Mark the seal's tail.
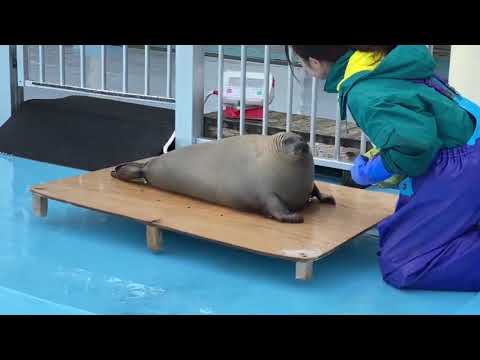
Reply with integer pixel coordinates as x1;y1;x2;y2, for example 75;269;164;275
111;162;147;183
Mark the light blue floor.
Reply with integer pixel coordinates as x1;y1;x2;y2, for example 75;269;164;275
0;154;478;315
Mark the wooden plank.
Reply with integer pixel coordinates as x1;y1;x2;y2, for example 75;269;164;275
146;225;163;252
296;261;313;281
32;193;48;217
30;165;397;262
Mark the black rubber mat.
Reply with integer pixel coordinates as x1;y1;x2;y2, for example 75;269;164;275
0;96;175;171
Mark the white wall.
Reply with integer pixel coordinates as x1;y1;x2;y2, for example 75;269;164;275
449;45;480;104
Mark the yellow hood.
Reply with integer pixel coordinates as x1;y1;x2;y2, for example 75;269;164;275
336;51;385;91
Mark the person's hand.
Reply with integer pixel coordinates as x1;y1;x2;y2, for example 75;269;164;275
351;155;372;186
351;154;392;186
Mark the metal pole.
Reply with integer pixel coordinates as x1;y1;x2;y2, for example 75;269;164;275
122;45;128;93
334;94;341;160
80;45;85;88
310;77;318;151
144;45;150;95
166;45;172;98
262;45;270;136
286;47;293;132
59;45;64;85
174;46;204;148
38;45;44;83
217;45;224;140
239;45;247;135
100;45;106;90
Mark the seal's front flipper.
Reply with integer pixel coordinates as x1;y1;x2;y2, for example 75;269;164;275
263;193;304;223
111;162;148;184
310;184;336;205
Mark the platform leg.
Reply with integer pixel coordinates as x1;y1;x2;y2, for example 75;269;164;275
296;261;313;281
32;194;48;217
146;225;163;253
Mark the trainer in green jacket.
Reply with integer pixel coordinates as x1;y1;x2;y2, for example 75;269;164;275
323;45;473;177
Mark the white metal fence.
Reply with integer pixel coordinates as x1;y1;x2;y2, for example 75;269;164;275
196;45;369;171
195;45;436;171
12;44;437;172
18;45;175;105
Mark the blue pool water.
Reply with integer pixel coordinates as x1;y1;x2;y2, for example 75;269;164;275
0;154;478;315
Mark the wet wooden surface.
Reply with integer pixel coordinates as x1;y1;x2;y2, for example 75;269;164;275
31;163;397;262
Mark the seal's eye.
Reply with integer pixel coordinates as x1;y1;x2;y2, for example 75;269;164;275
284;137;295;145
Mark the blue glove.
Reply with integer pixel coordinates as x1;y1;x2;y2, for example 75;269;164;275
351;154;392;186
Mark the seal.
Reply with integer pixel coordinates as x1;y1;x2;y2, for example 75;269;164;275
111;132;335;223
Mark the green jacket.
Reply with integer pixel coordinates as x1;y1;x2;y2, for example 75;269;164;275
324;45;474;177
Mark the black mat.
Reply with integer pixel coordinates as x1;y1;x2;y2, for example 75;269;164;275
0;96;175;171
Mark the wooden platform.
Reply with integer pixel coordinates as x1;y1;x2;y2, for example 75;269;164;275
30;163;397;280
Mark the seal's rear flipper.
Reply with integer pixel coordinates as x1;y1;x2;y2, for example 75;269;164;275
111;162;148;184
263;193;304;224
310;183;336;205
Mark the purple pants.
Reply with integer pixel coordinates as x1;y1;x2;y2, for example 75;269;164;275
377;95;480;292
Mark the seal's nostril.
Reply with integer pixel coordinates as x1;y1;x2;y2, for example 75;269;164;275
295;143;309;154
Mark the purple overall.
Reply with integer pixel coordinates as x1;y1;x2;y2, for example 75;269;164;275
377;76;480;292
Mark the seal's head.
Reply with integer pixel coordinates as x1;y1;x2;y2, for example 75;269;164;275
274;132;312;161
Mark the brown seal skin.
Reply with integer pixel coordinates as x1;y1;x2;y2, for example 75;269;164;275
111;132;335;223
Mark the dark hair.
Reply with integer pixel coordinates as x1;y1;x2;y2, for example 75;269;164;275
285;45;396;73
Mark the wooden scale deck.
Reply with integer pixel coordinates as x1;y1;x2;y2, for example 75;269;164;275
31;161;397;280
